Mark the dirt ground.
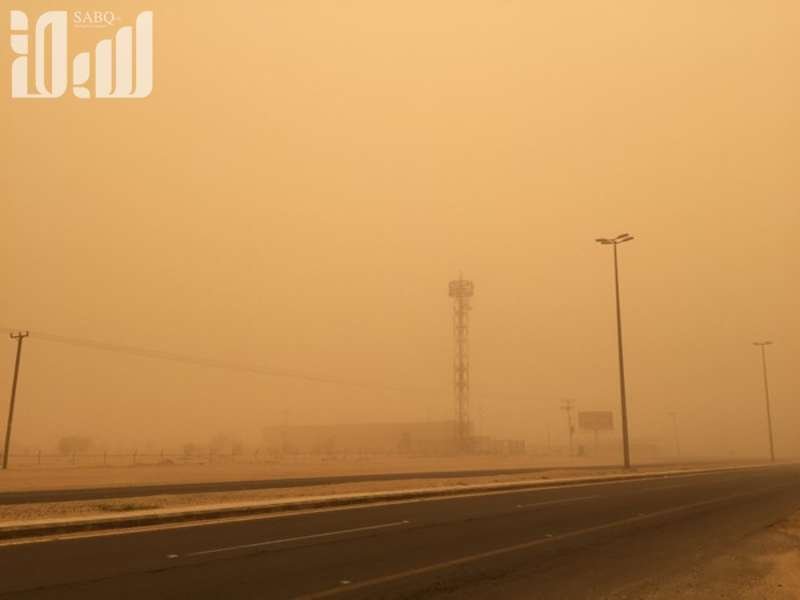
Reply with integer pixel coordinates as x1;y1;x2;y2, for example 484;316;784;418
0;454;701;492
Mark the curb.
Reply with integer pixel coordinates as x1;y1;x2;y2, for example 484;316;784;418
0;463;777;541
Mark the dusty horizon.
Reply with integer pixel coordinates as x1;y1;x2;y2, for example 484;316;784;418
3;0;798;461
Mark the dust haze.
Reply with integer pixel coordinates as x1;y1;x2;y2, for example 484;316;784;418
2;0;798;466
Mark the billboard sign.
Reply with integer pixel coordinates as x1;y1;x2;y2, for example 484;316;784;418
578;411;613;431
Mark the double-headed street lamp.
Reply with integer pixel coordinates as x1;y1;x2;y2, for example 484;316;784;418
595;233;634;468
753;341;775;462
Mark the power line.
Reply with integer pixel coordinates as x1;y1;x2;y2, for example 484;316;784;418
0;327;441;396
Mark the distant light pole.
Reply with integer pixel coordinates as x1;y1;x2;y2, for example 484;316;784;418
560;399;576;457
3;331;29;470
595;233;634;469
753;341;775;462
668;411;681;458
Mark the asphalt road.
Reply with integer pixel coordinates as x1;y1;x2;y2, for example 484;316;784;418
0;461;710;505
1;464;798;599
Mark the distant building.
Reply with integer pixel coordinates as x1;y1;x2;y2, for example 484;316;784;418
262;421;458;455
262;421;526;456
469;436;525;454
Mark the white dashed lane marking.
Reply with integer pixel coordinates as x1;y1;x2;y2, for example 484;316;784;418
515;495;599;509
167;520;411;559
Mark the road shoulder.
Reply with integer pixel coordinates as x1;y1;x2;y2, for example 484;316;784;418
614;510;800;600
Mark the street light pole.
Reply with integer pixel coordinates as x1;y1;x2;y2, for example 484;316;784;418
753;341;775;462
668;411;680;458
560;399;575;457
3;331;29;470
595;233;634;468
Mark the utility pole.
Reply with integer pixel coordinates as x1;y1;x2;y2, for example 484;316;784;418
281;408;289;455
668;411;680;458
3;331;29;470
560;399;575;457
753;341;775;462
595;233;634;468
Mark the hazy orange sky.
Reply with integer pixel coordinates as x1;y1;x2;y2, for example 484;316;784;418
2;1;798;458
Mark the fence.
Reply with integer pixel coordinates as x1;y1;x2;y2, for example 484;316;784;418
0;449;276;468
0;448;475;469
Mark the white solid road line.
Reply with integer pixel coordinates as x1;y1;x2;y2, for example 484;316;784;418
621;482;691;496
642;483;690;492
515;495;599;509
170;520;411;559
296;484;796;600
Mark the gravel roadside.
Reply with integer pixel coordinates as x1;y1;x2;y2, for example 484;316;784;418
613;510;800;600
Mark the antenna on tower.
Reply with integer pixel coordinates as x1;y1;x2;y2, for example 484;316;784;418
448;274;474;452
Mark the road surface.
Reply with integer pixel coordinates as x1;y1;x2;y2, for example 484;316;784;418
0;464;798;599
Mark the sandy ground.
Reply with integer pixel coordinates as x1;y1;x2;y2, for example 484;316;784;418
0;455;698;492
612;511;800;600
0;464;706;524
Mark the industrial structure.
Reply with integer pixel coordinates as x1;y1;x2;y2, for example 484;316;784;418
449;275;474;451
